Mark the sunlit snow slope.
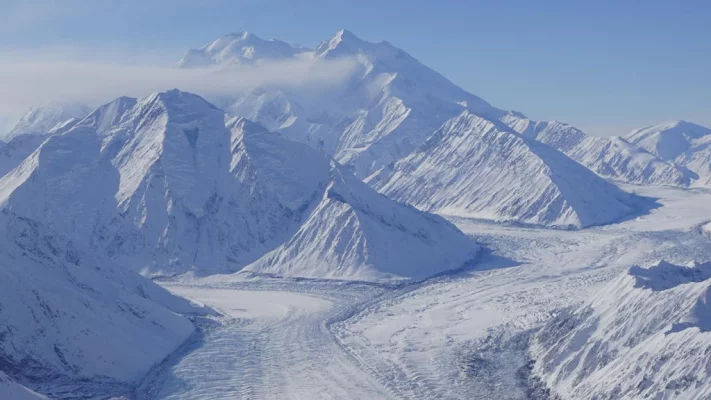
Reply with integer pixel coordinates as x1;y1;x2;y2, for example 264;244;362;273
0;90;478;280
532;260;711;399
369;111;649;228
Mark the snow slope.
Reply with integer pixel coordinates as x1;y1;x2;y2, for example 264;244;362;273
178;31;305;68
180;30;503;177
532;260;711;399
626;120;711;187
0;90;478;280
502;113;691;186
0;209;212;398
0;372;48;400
3;104;92;142
369;111;648;228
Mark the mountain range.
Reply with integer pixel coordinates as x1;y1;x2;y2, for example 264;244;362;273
0;28;709;400
0;90;478;280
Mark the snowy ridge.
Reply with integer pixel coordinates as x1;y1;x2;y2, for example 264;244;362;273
178;31;306;68
0;372;48;400
0;209;212;398
626;120;711;187
369;111;648;228
180;29;503;178
502;113;691;186
0;90;478;280
4;103;92;142
532;260;711;399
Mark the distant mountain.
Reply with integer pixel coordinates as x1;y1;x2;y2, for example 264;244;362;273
532;261;711;399
368;111;649;229
502;113;692;187
0;209;211;398
179;29;503;178
3;104;92;142
0;90;478;280
626;120;711;186
178;31;306;68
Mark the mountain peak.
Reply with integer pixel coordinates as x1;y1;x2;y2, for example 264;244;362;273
316;29;371;57
225;31;252;40
179;31;299;67
334;29;361;43
4;103;92;141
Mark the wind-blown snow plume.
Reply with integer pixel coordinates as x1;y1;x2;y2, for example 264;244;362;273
0;53;359;122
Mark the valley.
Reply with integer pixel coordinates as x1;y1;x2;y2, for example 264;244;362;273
129;184;711;400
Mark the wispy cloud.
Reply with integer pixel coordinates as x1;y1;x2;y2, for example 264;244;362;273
0;54;360;121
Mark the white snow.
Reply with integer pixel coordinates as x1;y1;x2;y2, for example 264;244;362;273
369;111;649;228
0;90;478;280
3;29;711;400
178;31;306;68
0;372;48;400
626;120;711;187
3;103;92;142
179;30;503;178
331;185;711;399
502;112;691;187
532;260;711;399
0;209;213;399
136;281;393;400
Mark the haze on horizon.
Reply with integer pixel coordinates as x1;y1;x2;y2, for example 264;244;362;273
0;0;709;136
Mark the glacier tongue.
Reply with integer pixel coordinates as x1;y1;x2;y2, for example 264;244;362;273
0;89;479;280
369;111;650;229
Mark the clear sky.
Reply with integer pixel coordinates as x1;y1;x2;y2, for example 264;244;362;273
1;0;709;135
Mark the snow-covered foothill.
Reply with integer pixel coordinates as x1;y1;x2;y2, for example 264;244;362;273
532;260;711;399
0;371;48;400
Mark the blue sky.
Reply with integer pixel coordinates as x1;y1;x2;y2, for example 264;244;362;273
1;0;709;134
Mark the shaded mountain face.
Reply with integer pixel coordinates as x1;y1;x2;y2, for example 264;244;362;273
0;90;478;281
501;113;693;187
626;120;711;187
0;209;211;397
368;112;650;229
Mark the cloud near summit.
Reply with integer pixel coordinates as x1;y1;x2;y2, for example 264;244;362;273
0;53;360;119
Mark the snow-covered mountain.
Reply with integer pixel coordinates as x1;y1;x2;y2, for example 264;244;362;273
178;31;307;68
626;120;711;187
3;104;92;142
532;260;711;399
0;90;478;280
368;111;648;229
0;372;47;400
502;113;691;186
0;209;212;398
180;30;503;178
